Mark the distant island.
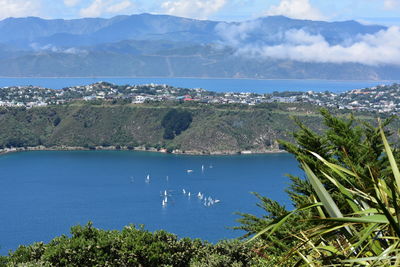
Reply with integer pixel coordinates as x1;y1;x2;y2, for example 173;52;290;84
0;82;398;155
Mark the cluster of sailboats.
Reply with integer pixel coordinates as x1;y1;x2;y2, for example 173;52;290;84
179;189;220;207
131;165;220;208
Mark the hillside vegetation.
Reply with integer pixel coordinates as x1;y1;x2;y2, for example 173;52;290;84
0;223;264;266
0;101;394;154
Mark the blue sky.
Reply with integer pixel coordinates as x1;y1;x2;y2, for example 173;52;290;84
0;0;399;25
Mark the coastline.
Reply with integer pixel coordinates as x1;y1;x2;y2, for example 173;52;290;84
0;145;287;156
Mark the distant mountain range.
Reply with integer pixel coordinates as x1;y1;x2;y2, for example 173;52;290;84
0;13;398;80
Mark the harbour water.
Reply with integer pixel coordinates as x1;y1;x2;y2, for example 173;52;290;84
0;150;301;254
0;77;397;93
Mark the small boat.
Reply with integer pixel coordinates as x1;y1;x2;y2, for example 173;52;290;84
187;169;194;173
201;165;205;172
188;192;191;197
145;174;150;183
162;199;167;207
183;189;186;195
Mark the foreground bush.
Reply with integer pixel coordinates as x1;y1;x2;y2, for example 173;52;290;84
1;223;263;267
240;110;400;265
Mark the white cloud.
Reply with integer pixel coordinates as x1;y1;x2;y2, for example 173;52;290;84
80;0;134;17
266;0;325;21
30;43;87;55
161;0;227;19
0;0;41;20
215;20;262;46
106;0;131;13
218;22;400;66
64;0;81;7
384;0;400;10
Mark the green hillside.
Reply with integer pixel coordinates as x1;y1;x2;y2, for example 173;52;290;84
0;101;390;154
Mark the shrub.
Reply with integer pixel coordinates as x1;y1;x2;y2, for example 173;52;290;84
241;109;400;265
4;223;262;266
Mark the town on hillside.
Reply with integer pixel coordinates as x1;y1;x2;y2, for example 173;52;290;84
0;82;399;114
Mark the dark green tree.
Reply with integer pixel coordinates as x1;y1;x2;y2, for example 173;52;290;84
161;109;193;140
236;109;397;259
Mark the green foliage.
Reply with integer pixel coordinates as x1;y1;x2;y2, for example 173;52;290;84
53;116;61;127
4;222;261;267
0;103;398;154
161;109;193;140
239;109;400;265
235;192;312;258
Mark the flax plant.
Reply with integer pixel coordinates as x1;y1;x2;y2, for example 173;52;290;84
251;124;400;266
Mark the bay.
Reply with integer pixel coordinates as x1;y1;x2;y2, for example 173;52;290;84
0;77;398;93
0;151;301;255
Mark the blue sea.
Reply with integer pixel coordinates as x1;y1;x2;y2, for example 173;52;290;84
0;77;398;93
0;151;301;255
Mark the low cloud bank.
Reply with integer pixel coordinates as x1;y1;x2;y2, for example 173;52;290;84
30;43;87;55
216;22;400;66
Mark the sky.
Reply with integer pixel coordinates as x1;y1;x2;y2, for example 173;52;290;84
0;0;399;25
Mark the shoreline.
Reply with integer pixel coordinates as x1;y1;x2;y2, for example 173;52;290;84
0;145;287;156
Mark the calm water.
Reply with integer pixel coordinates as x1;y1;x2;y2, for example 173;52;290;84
0;77;398;93
0;151;301;254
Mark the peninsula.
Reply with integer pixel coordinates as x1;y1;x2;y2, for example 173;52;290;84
0;82;398;155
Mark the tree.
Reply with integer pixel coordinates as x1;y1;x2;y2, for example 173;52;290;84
237;109;398;264
53;116;61;126
161;109;193;140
